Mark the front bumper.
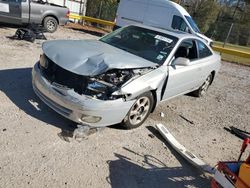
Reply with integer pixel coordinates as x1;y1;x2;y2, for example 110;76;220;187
32;63;135;127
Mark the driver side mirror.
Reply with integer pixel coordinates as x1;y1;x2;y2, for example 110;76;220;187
172;57;190;66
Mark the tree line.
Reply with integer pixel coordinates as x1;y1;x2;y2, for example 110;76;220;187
86;0;250;46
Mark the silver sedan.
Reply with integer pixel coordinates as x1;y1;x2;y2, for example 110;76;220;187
32;25;221;129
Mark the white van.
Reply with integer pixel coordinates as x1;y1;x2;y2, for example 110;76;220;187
114;0;213;45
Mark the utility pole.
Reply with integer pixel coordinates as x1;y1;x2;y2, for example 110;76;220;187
98;0;103;19
79;0;87;24
232;0;240;18
83;0;87;17
223;23;234;47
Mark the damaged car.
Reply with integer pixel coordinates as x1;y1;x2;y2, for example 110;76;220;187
32;25;221;129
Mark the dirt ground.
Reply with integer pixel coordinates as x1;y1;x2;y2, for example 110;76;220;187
0;25;249;188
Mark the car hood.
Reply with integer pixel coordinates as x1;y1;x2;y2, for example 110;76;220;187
42;40;157;76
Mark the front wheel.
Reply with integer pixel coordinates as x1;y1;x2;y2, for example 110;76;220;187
192;74;213;97
122;92;154;129
43;16;58;33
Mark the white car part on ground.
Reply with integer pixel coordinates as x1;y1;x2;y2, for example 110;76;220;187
213;170;235;188
156;123;215;174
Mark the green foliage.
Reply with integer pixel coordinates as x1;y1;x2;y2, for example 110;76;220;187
183;0;250;46
86;0;118;21
183;0;220;33
206;1;250;46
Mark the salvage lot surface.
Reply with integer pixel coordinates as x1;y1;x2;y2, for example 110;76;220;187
0;26;249;188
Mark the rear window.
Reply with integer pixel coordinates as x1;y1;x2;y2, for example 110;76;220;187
100;26;178;65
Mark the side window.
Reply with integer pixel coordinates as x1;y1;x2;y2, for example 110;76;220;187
174;39;198;61
171;15;189;32
197;40;212;58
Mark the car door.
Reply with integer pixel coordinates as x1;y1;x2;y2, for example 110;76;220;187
0;0;22;24
162;39;204;100
21;0;29;23
189;39;215;86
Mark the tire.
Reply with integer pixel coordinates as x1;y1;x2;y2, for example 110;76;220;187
122;92;154;129
43;16;58;33
192;73;213;97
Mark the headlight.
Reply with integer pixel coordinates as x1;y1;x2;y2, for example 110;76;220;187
86;80;122;100
87;81;108;93
39;54;48;69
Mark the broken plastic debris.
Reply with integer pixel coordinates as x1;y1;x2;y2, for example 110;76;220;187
179;114;194;124
58;125;105;142
148;134;155;138
73;125;90;142
28;100;41;111
160;112;165;118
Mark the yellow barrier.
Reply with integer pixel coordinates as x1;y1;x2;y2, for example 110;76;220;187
212;45;250;58
69;14;115;27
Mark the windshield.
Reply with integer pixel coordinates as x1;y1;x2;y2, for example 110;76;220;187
100;26;178;65
185;16;200;33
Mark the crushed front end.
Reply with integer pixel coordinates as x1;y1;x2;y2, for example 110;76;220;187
32;55;137;127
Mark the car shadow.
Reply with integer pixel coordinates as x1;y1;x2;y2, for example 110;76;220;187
0;22;51;34
65;23;107;37
108;123;127;130
0;67;76;132
107;146;210;188
0;23;20;29
0;23;36;31
69;27;105;37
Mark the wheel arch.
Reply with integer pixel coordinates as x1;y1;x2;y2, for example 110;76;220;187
150;90;157;113
210;70;216;85
42;15;59;25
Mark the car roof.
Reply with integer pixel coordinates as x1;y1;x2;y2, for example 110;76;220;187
128;24;200;41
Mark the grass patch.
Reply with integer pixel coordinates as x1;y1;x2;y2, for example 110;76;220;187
213;42;250;53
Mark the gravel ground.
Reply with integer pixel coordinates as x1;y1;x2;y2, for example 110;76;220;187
0;25;249;188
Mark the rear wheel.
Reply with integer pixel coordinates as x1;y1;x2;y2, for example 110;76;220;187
122;92;153;129
43;16;58;33
192;73;213;97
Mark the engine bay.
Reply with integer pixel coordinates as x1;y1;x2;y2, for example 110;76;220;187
85;69;134;100
40;56;152;100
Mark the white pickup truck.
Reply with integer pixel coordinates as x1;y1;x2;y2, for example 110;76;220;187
0;0;69;32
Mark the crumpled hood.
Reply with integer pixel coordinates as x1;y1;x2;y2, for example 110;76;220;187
42;40;157;76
